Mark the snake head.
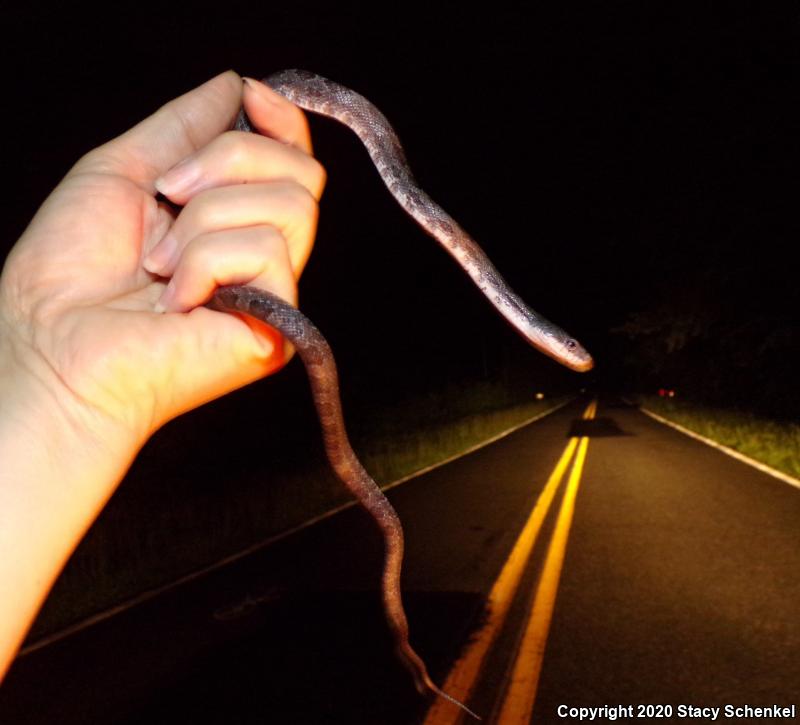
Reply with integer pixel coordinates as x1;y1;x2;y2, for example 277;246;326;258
556;336;594;372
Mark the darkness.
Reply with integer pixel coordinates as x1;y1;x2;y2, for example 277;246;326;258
2;5;800;715
4;5;799;417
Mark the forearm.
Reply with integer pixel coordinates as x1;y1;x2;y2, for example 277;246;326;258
0;336;135;680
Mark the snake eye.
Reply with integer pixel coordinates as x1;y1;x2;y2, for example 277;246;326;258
565;339;577;351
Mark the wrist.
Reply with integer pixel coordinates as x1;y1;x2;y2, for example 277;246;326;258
0;326;139;678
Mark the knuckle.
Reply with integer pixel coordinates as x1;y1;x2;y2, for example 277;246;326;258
281;181;319;223
255;225;288;255
183;233;217;270
307;157;327;197
216;130;251;166
188;193;223;230
181;186;234;231
70;146;119;177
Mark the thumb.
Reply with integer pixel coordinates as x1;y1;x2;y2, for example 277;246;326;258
72;70;243;191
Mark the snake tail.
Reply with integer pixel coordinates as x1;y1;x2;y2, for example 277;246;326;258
209;285;478;719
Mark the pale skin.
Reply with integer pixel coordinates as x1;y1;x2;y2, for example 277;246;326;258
0;71;326;680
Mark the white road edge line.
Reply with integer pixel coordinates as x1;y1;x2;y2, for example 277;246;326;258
19;397;574;657
640;407;800;491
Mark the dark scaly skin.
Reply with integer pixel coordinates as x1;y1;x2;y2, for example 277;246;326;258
210;70;594;717
255;69;593;373
208;286;477;718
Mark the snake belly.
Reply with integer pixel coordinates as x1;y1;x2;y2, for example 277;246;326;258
209;70;593;716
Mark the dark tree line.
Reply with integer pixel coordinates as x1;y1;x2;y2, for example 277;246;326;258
614;259;798;419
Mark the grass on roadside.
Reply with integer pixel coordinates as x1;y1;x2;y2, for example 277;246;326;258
28;384;569;643
359;394;568;484
637;394;800;480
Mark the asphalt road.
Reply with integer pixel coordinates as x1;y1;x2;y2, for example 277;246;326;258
1;397;799;724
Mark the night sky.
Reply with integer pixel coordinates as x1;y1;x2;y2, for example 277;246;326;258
4;5;799;413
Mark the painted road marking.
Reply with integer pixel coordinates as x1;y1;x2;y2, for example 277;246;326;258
19;400;573;658
424;399;595;723
640;407;800;491
495;435;590;723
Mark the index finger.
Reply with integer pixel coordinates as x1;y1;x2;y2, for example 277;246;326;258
240;77;314;155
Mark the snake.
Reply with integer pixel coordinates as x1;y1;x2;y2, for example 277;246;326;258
208;69;593;718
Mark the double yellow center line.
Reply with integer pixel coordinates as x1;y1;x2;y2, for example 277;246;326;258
424;399;596;724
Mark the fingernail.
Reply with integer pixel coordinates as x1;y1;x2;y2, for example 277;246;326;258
154;279;175;313
242;77;294;145
243;77;285;105
143;232;179;275
155;155;201;197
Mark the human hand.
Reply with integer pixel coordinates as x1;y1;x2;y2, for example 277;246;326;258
0;71;325;674
0;71;325;455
